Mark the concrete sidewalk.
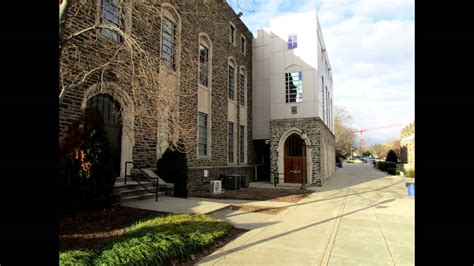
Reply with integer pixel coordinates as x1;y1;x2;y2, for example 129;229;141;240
197;163;414;265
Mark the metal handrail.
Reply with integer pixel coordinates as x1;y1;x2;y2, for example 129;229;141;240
271;172;284;187
124;161;160;202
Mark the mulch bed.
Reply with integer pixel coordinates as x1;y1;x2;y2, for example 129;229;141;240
230;204;286;215
189;187;312;203
60;206;164;252
60;206;248;265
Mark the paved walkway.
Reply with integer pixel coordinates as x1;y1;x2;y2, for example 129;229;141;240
198;163;414;265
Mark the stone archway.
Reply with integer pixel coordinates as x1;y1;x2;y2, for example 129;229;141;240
82;83;134;177
277;128;312;184
283;133;306;183
86;94;122;177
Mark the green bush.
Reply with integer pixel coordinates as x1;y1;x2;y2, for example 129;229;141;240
157;140;188;198
59;108;116;213
387;168;399;175
59;250;94;266
60;214;232;266
377;161;397;172
405;169;415;178
386;150;398;163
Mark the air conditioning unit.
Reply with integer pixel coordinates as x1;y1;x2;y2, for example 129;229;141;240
209;180;222;194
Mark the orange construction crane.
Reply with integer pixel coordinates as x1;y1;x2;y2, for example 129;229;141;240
352;124;402;153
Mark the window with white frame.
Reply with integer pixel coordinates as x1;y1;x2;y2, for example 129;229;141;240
322;76;325;121
229;23;236;45
199;44;209;86
162;16;177;70
241;35;246;55
100;0;124;43
285;72;303;103
288;34;297;49
198;112;208;156
239;70;246;106
228;122;234;163
239;125;245;163
228;64;235;100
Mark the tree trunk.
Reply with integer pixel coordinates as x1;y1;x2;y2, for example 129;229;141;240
59;0;72;49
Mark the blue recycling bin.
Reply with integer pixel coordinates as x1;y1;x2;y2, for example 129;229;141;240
407;183;415;196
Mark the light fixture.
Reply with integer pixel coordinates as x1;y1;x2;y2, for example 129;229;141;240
203;169;209;177
237;11;243;17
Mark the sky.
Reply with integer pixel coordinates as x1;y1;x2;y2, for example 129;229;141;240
228;0;414;146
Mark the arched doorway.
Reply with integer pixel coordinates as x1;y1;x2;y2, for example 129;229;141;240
86;94;122;177
284;133;306;183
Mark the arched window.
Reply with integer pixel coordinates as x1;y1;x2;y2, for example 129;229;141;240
228;57;237;101
161;4;181;71
239;67;246;106
198;34;212;87
86;94;122;126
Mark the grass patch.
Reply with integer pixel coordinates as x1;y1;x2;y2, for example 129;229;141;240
60;214;232;265
405;169;415;178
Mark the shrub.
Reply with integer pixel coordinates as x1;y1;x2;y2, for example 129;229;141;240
405;169;415;178
387;168;399;175
60;214;232;266
157;140;188;198
59;108;116;213
386;150;398;163
377;161;397;172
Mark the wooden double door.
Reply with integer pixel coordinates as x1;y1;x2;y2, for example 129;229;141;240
284;156;305;183
284;133;306;183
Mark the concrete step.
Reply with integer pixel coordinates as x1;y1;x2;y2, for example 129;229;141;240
120;192;166;203
114;180;155;190
116;187;163;198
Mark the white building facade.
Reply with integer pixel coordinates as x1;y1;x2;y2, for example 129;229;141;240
252;11;335;186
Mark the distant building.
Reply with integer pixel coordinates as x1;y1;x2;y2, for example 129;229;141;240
252;11;335;186
400;122;415;169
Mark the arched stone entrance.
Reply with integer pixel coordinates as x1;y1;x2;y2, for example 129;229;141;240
86;94;122;177
283;133;306;183
276;128;312;184
81;83;135;177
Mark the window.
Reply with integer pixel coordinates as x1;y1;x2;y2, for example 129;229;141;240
199;44;209;86
285;72;303;103
198;112;208;156
322;77;325;121
228;122;234;163
241;35;246;55
100;0;124;43
239;71;245;105
229;23;236;44
240;125;245;163
288;34;297;49
228;65;235;100
326;87;329;124
162;16;177;70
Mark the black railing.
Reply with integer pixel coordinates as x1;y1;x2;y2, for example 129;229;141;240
271;172;283;187
124;161;159;202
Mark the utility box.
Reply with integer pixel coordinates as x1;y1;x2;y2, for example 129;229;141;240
224;174;241;190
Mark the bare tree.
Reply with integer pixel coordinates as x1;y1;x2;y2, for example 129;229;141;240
59;0;196;153
334;105;356;158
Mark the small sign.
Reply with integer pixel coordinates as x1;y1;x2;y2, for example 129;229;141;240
203;170;209;177
291;106;297;114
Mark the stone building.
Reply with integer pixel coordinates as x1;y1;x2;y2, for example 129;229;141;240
60;0;255;192
400;122;415;170
60;2;336;192
252;11;336;186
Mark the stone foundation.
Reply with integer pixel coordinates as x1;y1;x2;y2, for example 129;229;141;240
270;117;335;186
187;166;256;192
